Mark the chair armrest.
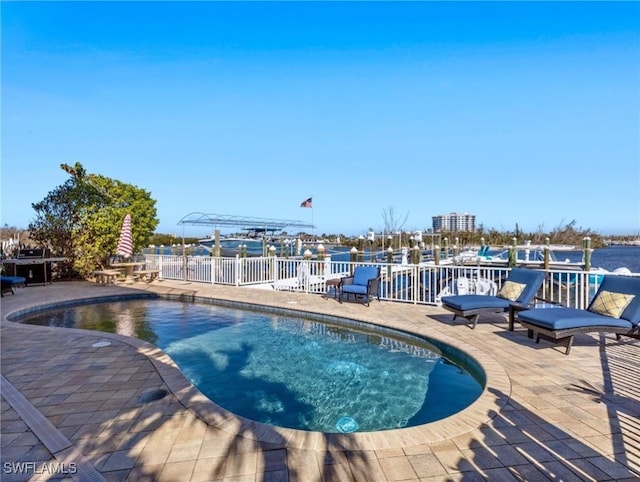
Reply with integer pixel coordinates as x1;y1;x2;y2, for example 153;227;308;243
341;276;355;286
368;277;380;288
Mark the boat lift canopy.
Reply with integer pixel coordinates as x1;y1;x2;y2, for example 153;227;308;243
178;212;315;234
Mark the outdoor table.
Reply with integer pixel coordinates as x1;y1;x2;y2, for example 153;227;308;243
109;262;145;280
325;278;342;300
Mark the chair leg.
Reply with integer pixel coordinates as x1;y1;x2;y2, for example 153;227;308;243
564;336;575;355
470;315;480;329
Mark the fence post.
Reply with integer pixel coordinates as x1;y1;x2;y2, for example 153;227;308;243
583;237;591;272
386;247;393;296
214;229;221;257
317;244;325;276
544;237;550;271
583;237;592;308
235;254;241;286
303;249;312;292
508;237;517;268
324;254;331;281
412;245;420;264
350;247;358;275
453;238;459;263
269;246;277;284
182;251;188;282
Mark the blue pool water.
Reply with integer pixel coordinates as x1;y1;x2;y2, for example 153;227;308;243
18;299;484;433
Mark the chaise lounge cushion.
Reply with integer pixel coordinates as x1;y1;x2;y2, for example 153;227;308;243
590;275;640;325
518;275;640;331
441;268;545;313
518;307;634;331
515;275;640;355
440;295;511;312
500;268;546;305
342;284;369;295
1;276;26;296
1;276;26;285
440;268;546;329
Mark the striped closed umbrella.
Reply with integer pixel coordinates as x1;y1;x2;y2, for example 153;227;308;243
116;214;133;258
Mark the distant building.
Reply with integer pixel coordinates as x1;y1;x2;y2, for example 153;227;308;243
432;213;476;233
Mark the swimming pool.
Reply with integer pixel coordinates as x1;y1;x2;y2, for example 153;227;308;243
17;298;484;433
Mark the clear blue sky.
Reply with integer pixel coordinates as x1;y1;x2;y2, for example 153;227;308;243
2;1;639;238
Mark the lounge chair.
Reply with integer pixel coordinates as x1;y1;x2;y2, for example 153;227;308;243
441;268;545;329
340;266;380;307
516;275;640;355
1;276;26;297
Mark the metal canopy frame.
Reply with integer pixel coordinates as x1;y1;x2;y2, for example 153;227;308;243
178;212;315;233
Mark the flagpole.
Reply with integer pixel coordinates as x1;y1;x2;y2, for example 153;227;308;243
311;194;314;235
300;195;314;237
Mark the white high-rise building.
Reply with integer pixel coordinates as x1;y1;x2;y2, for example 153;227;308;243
432;213;476;232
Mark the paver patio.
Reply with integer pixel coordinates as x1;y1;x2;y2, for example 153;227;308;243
1;279;639;481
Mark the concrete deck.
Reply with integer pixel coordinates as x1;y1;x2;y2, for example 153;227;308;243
1;280;639;481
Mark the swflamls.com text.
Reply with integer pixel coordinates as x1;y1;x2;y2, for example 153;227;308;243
3;462;77;475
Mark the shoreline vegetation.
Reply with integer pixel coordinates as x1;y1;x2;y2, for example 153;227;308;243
3;226;639;255
146;231;636;252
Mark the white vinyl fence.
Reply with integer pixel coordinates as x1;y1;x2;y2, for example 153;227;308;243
142;254;637;309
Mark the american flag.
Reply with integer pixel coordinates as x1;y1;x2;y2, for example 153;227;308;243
300;197;312;208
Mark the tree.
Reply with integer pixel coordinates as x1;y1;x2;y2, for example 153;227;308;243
28;163;159;278
381;205;409;235
29;163;103;278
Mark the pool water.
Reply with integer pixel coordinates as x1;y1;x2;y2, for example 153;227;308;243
19;299;483;433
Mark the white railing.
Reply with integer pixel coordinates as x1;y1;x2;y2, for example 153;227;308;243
142;254;638;309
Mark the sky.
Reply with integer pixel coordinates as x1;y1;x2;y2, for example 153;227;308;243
2;1;639;239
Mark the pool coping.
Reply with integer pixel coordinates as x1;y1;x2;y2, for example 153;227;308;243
2;289;512;452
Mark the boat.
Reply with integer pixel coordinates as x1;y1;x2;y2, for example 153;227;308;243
198;237;281;257
454;246;491;264
454;242;596;270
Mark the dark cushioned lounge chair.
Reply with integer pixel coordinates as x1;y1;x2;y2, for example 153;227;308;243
1;276;26;297
516;275;640;355
441;268;545;329
340;266;380;307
